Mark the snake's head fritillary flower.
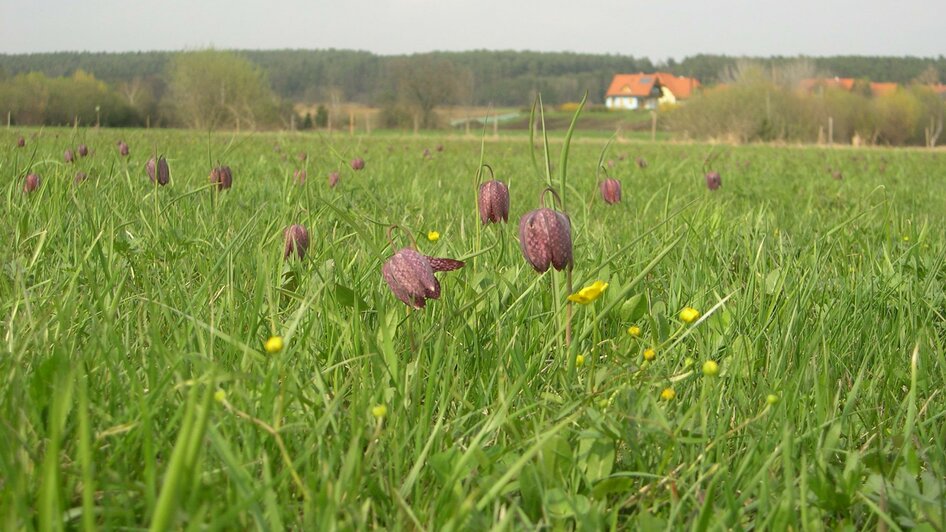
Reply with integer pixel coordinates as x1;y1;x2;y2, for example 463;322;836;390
705;171;721;191
351;158;365;171
293;169;307;185
74;171;88;184
381;248;464;309
423;148;432;159
78;144;89;157
518;208;572;272
328;171;340;188
831;170;843;180
16;137;25;148
636;156;648;169
209;166;233;190
283;224;309;261
297;151;307;162
117;141;129;157
147;156;170;186
600;178;621;204
478;180;510;225
64;149;75;164
23;173;41;193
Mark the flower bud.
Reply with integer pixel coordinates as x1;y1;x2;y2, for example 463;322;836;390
636;156;648;169
519;208;573;272
147;156;170;186
16;137;25;148
64;149;75;164
117;141;129;157
294;169;306;185
74;171;88;184
209;166;233;190
297;152;307;162
23;173;41;193
478;180;510;225
351;158;365;171
600;178;621;204
705;171;721;191
78;144;89;157
283;224;309;261
328;171;340;188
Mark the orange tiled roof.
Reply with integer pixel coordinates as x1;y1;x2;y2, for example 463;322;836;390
869;82;898;96
800;77;856;92
606;72;701;99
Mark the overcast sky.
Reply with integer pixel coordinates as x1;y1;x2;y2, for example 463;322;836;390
1;0;943;59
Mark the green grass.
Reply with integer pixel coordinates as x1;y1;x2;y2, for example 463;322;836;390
2;127;946;530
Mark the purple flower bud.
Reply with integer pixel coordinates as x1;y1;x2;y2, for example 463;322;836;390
284;224;309;261
328;171;340;188
607;159;616;168
298;152;307;162
147;156;170;186
478;180;510;225
17;137;25;148
382;248;464;309
436;144;444;152
600;178;622;204
64;149;75;164
294;169;307;185
23;173;41;193
117;141;129;157
636;156;648;169
74;171;88;184
705;171;721;191
209;166;233;190
351;158;365;171
423;148;432;159
831;170;843;180
78;144;89;157
519;208;573;272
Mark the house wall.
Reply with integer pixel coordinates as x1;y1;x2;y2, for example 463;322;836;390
606;96;640;110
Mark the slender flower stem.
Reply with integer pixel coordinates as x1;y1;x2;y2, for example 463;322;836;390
565;268;573;347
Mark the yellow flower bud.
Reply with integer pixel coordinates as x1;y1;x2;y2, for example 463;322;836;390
371;404;388;419
702;360;719;377
643;348;656;362
766;394;779;405
660;388;676;401
575;354;585;368
627;325;641;337
264;336;284;354
214;389;227;403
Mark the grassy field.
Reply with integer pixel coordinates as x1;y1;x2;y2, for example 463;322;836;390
2;127;946;530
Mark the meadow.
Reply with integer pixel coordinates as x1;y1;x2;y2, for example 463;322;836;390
2;125;946;530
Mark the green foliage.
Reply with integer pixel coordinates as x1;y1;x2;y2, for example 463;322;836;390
0;70;140;126
164;50;282;130
2;128;946;529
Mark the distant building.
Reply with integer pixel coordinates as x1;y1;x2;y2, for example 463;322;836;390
799;77;899;97
605;73;701;110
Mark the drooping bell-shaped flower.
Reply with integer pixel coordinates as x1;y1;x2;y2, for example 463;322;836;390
600;178;621;204
117;141;129;157
64;149;75;164
78;144;89;157
328;171;340;188
519;208;573;272
74;171;88;184
636;156;648;169
351;157;365;171
705;171;721;191
283;224;309;261
16;137;25;148
381;248;464;309
209;166;233;190
23;173;41;193
478;180;510;224
294;169;306;185
146;156;170;186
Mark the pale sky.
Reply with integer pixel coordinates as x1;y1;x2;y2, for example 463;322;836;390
1;0;943;59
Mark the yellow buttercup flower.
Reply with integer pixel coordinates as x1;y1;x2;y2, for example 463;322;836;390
371;404;388;419
680;307;700;324
575;354;585;368
567;280;609;304
264;336;284;354
627;325;641;337
427;231;440;242
660;388;676;401
702;360;719;377
643;348;656;362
